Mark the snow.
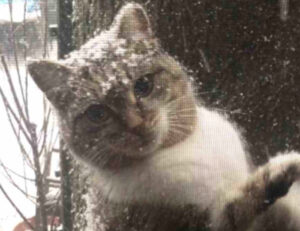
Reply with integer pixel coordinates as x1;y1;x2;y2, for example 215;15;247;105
45;188;60;205
279;0;289;22
62;28;121;66
0;1;40;22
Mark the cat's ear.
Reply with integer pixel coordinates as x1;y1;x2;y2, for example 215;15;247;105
27;60;72;109
115;3;153;41
27;60;70;93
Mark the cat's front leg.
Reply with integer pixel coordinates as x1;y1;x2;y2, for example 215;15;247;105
211;152;300;231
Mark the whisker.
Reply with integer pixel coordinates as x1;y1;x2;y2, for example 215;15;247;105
167;119;181;123
168;127;190;136
90;153;104;165
87;152;98;162
94;153;106;164
169;114;196;119
103;178;115;201
168;107;195;112
175;108;196;113
169;124;192;131
164;131;180;144
213;108;245;115
170;126;190;135
195;91;215;96
168;110;196;117
88;146;110;164
167;119;194;126
165;95;190;108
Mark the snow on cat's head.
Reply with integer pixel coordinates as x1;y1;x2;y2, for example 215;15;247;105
64;3;158;67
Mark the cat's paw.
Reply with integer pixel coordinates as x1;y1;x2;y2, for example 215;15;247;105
263;159;297;206
212;152;300;231
258;152;300;207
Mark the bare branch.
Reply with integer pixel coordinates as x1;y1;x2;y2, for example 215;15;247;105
0;183;36;231
0;166;37;203
23;0;30;119
38;106;52;155
50;196;61;231
0;87;32;145
0;56;31;134
0;161;35;182
43;150;53;178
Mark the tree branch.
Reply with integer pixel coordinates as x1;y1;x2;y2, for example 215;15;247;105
0;183;36;230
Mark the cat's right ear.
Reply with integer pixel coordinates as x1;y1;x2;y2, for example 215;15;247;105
27;60;71;108
27;60;70;93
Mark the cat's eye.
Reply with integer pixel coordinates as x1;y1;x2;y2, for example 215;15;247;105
134;74;154;98
85;104;109;124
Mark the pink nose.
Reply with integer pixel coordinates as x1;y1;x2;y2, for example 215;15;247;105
125;108;143;129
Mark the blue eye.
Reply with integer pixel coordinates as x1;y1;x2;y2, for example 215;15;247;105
134;74;154;98
86;105;109;124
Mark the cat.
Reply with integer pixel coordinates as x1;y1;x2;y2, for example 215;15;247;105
27;3;300;231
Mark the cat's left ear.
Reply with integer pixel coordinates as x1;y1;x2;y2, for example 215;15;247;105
115;3;153;41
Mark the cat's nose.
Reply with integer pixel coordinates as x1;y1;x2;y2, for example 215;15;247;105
124;108;143;129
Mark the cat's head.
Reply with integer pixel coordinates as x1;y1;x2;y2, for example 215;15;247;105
28;3;197;170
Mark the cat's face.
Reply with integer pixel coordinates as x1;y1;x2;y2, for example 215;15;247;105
28;3;197;170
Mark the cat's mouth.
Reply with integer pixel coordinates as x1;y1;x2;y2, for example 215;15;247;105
105;132;162;169
109;132;159;155
107;123;161;158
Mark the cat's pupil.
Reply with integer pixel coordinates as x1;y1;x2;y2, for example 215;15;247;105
134;75;154;98
86;105;108;123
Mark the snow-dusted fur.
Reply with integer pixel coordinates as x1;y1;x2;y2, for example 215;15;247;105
27;3;300;231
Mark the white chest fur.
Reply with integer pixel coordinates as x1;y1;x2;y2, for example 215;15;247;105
96;107;250;211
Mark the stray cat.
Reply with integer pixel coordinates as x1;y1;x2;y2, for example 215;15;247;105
28;3;300;231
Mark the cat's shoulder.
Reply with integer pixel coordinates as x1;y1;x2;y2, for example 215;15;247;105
197;106;242;138
196;106;249;162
